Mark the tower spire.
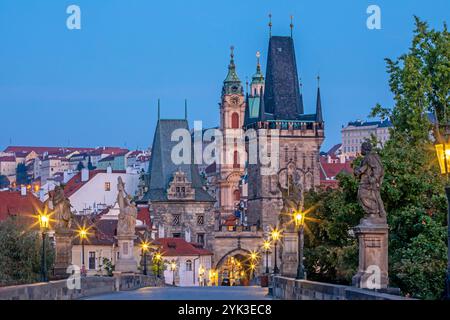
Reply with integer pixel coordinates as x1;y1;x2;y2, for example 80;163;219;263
316;76;323;123
290;15;294;38
268;13;272;37
223;45;242;94
158;99;160;120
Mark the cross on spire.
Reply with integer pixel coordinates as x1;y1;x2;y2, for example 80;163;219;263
268;13;272;37
290;15;294;38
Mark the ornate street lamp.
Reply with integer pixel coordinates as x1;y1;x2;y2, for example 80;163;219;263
270;228;281;274
434;125;450;299
170;260;177;286
140;241;150;275
38;212;50;282
293;210;306;280
77;227;88;277
262;240;271;274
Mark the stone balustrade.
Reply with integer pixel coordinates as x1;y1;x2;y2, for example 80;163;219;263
271;276;412;300
0;274;164;300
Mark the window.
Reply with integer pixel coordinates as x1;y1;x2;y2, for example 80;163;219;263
186;260;192;271
233;151;240;168
105;182;111;191
172;214;180;226
233;189;240;202
197;234;205;246
172;233;181;238
231;112;239;129
88;252;96;270
197;215;204;225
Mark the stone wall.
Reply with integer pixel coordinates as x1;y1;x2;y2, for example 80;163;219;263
271;276;411;300
0;274;163;300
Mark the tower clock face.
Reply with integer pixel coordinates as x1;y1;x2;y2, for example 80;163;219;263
231;96;239;104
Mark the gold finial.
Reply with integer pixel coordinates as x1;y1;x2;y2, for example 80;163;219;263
256;51;261;65
230;45;234;59
317;74;321;87
268;13;272;37
290;15;294;38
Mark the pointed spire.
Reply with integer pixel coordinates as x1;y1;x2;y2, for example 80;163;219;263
184;99;188;120
158;99;160;120
290;15;294;38
223;45;242;94
251;51;264;86
268;13;272;37
298;78;304;115
316;77;323;123
258;86;266;121
244;91;250;126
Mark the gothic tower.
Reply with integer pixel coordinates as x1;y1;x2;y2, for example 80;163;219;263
244;35;325;276
217;47;246;220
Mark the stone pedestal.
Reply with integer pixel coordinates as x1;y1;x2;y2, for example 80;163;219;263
280;232;298;278
352;222;389;289
115;235;138;273
53;229;73;278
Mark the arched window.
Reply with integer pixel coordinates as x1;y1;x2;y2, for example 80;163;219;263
233;151;240;168
231;112;239;129
186;260;192;271
233;189;240;202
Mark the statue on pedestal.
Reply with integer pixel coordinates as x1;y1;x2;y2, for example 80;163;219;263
47;186;73;231
115;177;138;273
352;141;389;289
354;141;386;224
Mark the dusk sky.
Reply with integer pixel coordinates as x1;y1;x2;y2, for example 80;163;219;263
1;0;449;151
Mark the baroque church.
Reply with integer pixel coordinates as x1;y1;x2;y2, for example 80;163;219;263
138;30;324;279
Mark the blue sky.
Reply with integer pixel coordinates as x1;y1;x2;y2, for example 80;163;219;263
0;0;449;151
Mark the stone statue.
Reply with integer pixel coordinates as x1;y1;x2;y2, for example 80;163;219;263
354;142;386;223
117;177;137;236
49;186;73;231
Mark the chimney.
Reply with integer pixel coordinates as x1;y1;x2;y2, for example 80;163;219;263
106;166;112;174
21;185;27;196
81;168;89;182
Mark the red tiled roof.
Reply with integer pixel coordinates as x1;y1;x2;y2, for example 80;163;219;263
137;206;151;226
319;158;353;182
64;169;127;197
223;214;237;226
0;191;44;222
0;156;15;162
154;238;213;257
4;146;95;156
90;147;129;156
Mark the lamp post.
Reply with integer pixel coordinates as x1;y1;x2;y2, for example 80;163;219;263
293;210;306;280
170;261;177;286
140;242;149;275
270;228;281;274
434;127;450;299
38;212;49;282
262;240;271;274
77;227;88;277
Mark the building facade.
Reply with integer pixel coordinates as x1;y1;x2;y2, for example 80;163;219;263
341;119;392;158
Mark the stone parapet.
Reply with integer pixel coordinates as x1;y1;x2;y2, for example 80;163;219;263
271;276;412;300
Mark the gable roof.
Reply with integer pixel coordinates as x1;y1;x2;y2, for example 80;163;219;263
141;119;214;202
64;169;126;197
0;191;44;222
154;237;213;257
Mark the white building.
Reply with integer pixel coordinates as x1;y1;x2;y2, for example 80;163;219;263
0;156;16;183
64;167;139;215
341;119;392;158
40;157;70;184
157;238;213;287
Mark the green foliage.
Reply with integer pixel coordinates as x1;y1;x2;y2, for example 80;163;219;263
0;175;9;188
0;218;54;286
101;257;114;276
306;17;449;299
15;163;29;185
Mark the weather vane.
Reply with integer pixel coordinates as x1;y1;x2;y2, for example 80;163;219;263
268;13;272;37
290;15;294;38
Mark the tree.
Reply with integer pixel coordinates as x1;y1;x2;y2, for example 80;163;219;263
0;218;54;286
0;175;9;189
15;163;29;185
305;17;449;299
76;161;85;171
